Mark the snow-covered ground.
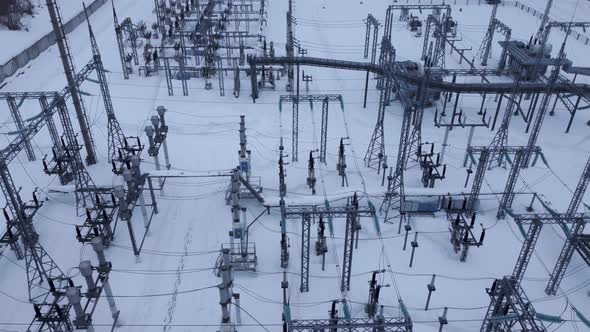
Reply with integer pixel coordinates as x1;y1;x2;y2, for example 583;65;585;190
0;0;91;63
0;0;589;331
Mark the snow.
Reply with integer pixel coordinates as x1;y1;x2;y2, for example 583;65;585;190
0;0;92;63
0;0;589;331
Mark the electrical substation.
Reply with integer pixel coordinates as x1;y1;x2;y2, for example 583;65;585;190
0;0;589;330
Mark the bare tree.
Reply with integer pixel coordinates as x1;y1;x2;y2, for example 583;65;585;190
0;0;34;30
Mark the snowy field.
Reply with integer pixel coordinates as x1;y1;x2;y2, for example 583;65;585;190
0;0;91;63
0;0;589;331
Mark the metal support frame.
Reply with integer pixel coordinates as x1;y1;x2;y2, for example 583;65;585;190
364;14;380;64
279;94;342;162
480;276;546;332
84;6;127;162
46;0;96;165
496;148;525;219
512;219;543;283
320;98;328;163
300;213;310;292
478;2;498;66
6;96;36;161
341;196;358;292
546;153;590;294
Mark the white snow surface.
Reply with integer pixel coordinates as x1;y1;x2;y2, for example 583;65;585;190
0;0;90;63
0;0;589;331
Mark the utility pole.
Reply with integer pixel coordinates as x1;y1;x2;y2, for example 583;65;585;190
46;0;97;165
218;249;236;332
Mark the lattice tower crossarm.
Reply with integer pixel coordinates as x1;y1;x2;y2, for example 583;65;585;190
6;96;36;161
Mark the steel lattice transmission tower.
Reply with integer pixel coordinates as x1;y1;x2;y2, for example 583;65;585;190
477;2;499;66
365;37;395;170
535;0;554;42
46;0;97;165
545;153;590;295
0;161;73;330
83;4;126;162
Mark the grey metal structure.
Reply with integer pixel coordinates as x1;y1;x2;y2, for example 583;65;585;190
84;5;128;163
365;37;395;170
0;159;74;331
546;153;590;294
466;145;542;215
364;14;380;64
522;32;573;166
480;276;546;332
6;96;36;161
478;2;499;67
282;196;375;293
279;94;342;162
289;317;413;332
384;4;451;42
46;0;97;165
534;0;554;43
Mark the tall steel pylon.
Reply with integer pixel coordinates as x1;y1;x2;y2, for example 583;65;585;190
522;36;569;167
0;161;73;331
111;0;128;80
365;37;395;170
535;0;554;42
488;74;523;167
481;277;546;332
55;97;97;210
407;53;433;168
364;78;390;170
46;0;97;165
477;2;498;66
381;106;413;223
84;4;126;161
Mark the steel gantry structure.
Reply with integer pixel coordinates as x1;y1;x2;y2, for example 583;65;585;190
480;276;546;332
365;37;395;170
363;14;380;64
466;145;543;217
383;4;451;42
282;195;375;293
504;153;590;295
279;94;343;162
